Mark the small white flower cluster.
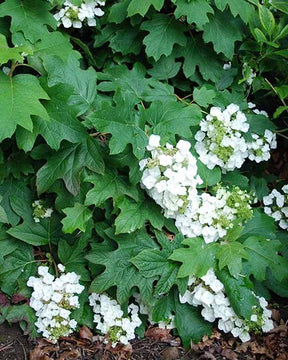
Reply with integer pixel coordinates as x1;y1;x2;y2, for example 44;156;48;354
179;269;274;342
89;293;142;347
32;200;53;223
263;185;288;230
175;185;253;243
140;136;253;243
195;104;276;172
140;134;203;218
27;264;84;342
54;0;105;28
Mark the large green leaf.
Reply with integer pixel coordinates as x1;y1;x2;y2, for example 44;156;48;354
172;0;214;28
217;242;248;277
0;73;49;141
7;216;62;246
114;196;164;234
87;98;147;159
141;14;187;61
127;0;164;17
141;100;202;143
43;53;97;116
0;0;56;42
132;232;188;295
240;210;276;240
36;139;104;195
0;226;19;265
243;237;288;282
61;203;92;234
85;169;139;207
178;37;223;83
215;0;254;23
196;160;222;188
170;238;218;278
203;10;242;59
174;294;212;347
86;230;157;304
5;305;38;338
216;268;258;319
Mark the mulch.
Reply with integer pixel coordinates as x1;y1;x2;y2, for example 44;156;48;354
0;300;287;360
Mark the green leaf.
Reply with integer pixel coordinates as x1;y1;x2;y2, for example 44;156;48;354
61;203;92;234
273;105;288;118
222;172;249;189
86;230;157;304
271;0;288;14
108;0;130;23
152;291;175;322
258;4;275;35
87;99;147;159
0;73;49;142
193;85;216;107
240;210;276;240
0;0;56;42
0;242;35;295
217;242;248;277
250;176;269;201
58;227;92;282
170;238;218;278
197;160;221;188
97;63;175;104
178;37;223;83
253;27;268;42
147;55;181;80
0;226;19;265
216;268;258;319
109;24;142;55
72;290;94;328
215;0;253;23
43;53;97;116
85;169;139;207
142;101;202;143
172;0;214;28
243;236;288;282
203;10;242;59
132;232;188;295
7;216;62;246
5;305;38;338
127;0;164;17
0;34;33;64
0;179;31;226
34;84;88;150
141;14;187;61
174;295;212;347
115;196;164;234
36;139;104;195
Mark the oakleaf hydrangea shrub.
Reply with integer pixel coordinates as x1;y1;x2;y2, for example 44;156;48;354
0;0;287;349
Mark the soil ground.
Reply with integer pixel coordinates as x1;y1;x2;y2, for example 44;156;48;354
0;298;287;360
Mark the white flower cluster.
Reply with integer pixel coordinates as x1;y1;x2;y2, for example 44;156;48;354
27;264;84;342
140;135;203;218
32;200;53;223
179;269;274;342
195;104;277;172
54;0;105;28
89;293;142;347
263;185;288;230
175;185;253;243
140;135;253;243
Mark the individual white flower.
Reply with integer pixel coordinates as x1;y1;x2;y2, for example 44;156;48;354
223;62;231;70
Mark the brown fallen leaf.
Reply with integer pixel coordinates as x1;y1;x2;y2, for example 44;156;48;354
29;347;52;360
221;348;238;360
79;326;93;341
161;347;179;360
145;326;172;341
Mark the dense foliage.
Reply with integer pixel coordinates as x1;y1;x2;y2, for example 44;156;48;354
0;0;288;348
